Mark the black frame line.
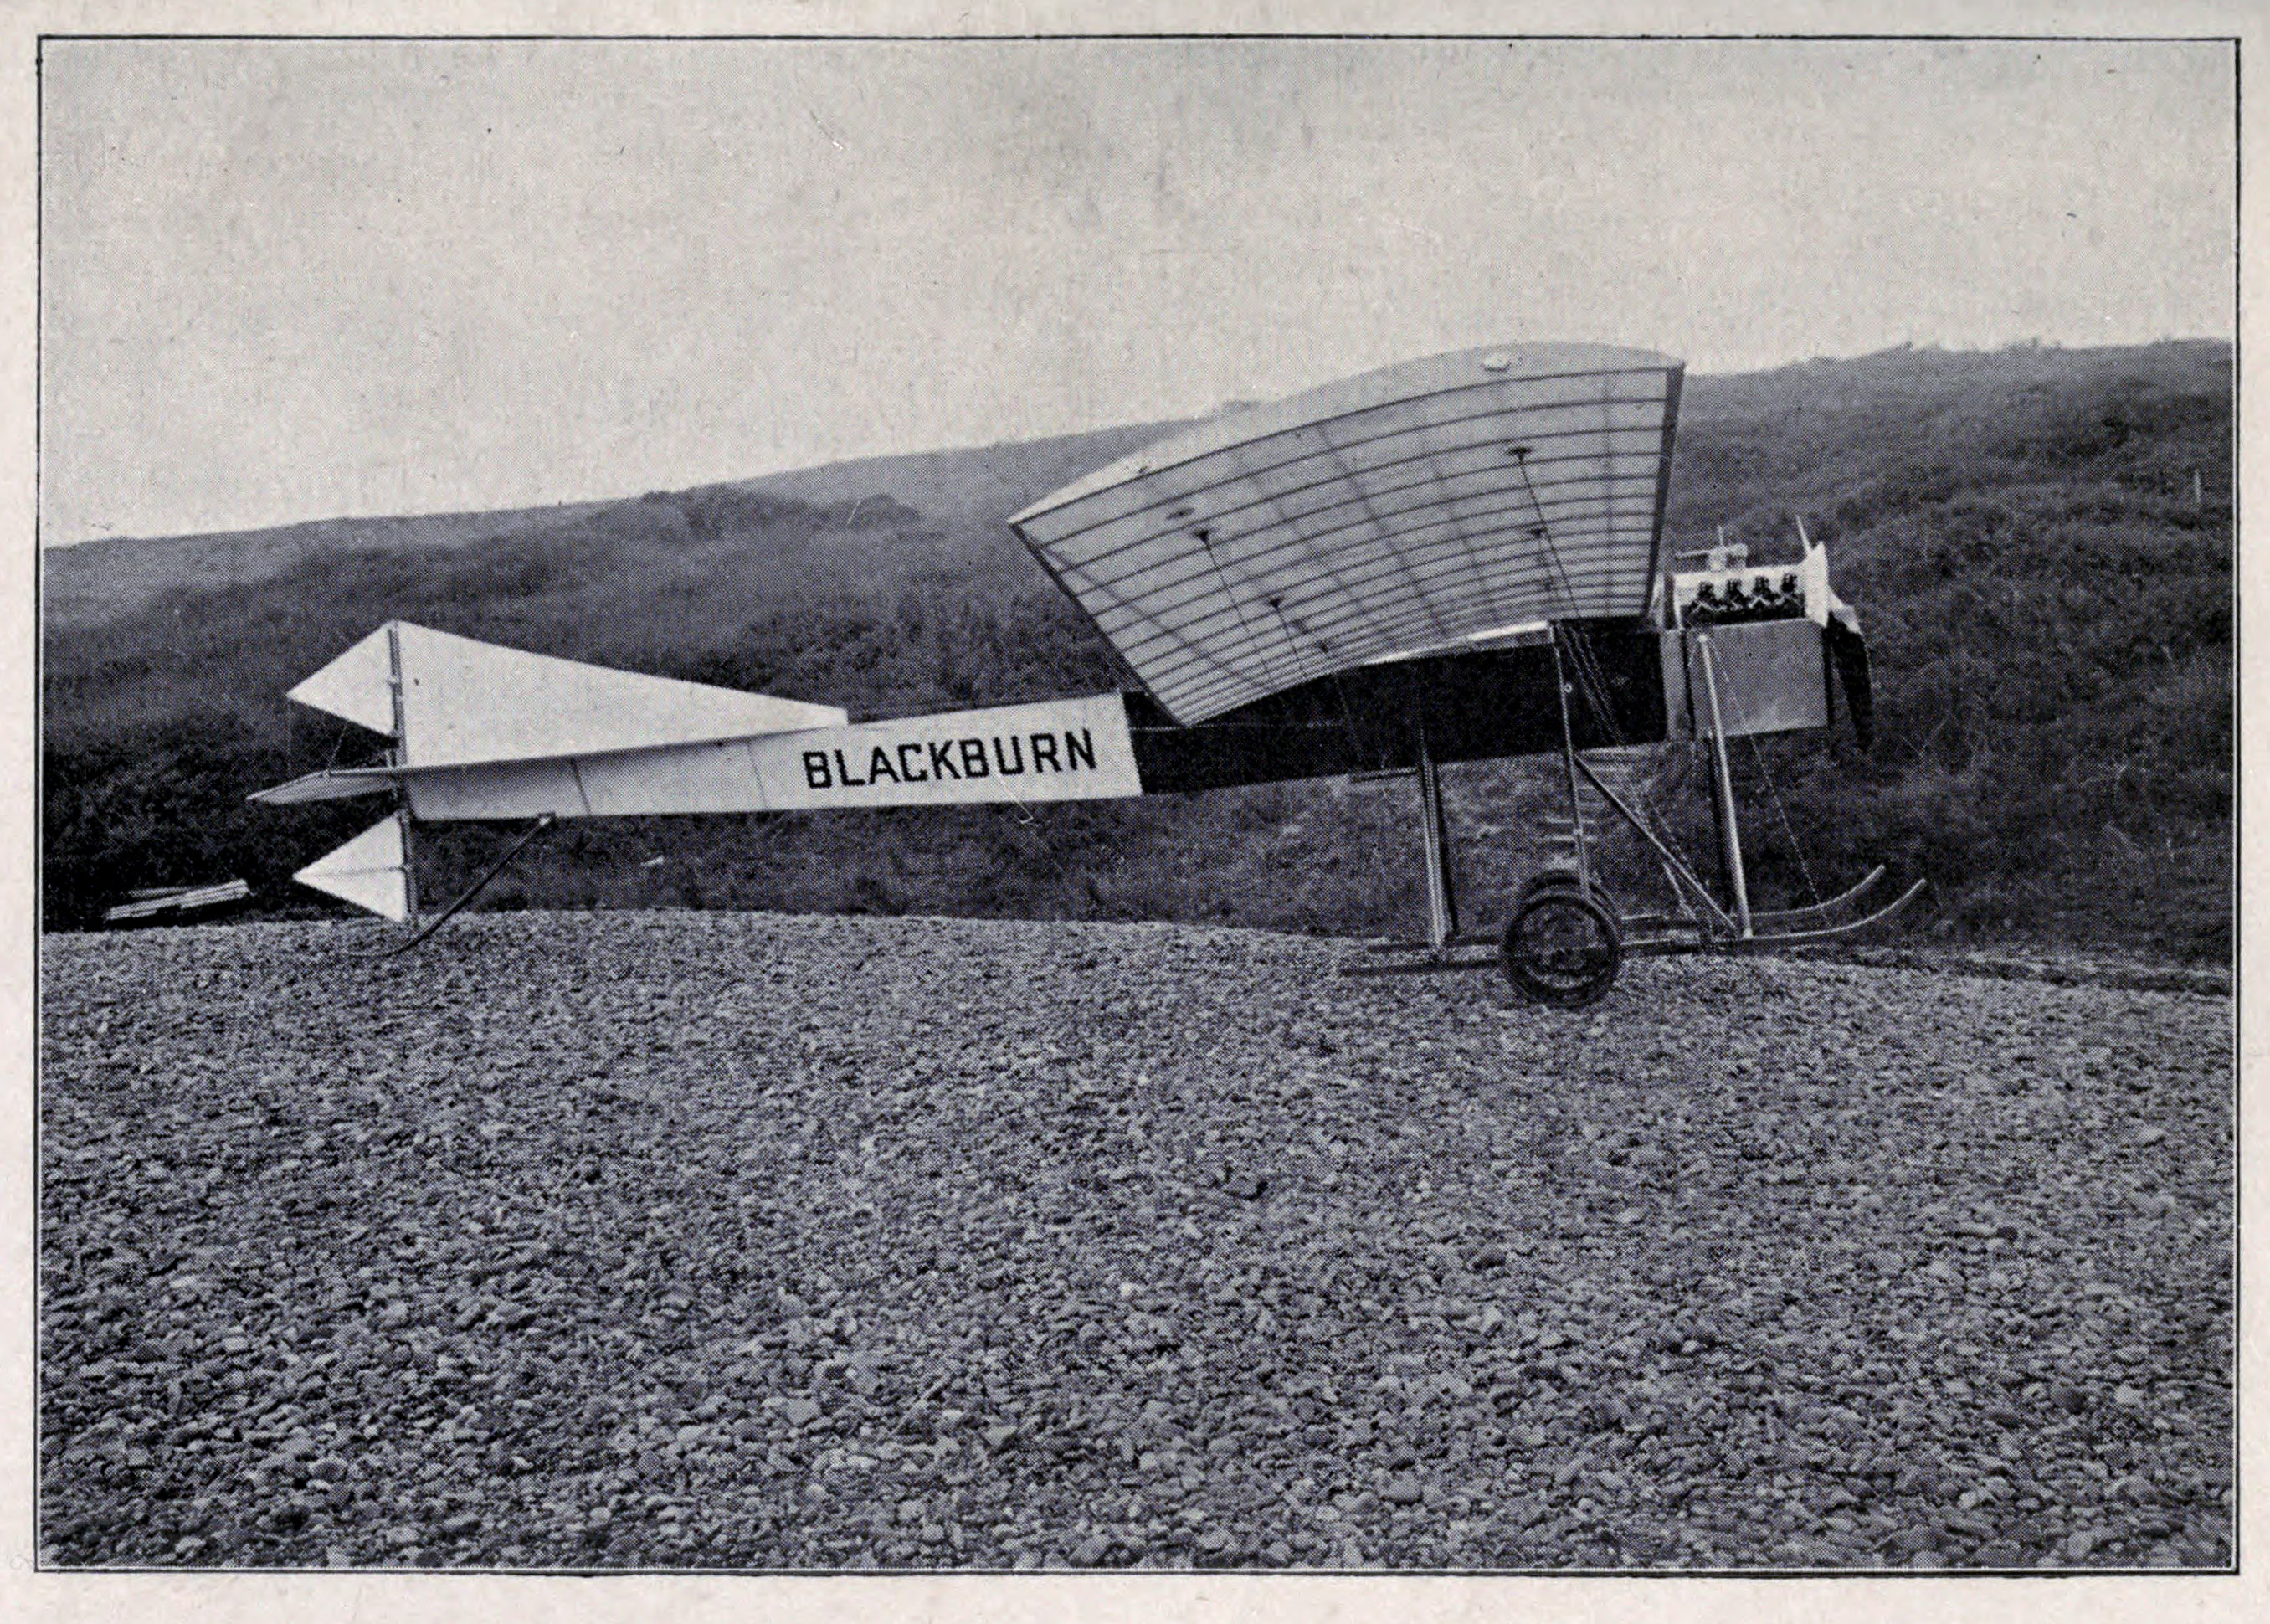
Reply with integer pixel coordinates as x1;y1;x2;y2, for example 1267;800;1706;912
30;28;2243;1582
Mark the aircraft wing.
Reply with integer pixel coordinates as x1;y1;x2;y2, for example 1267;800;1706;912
1009;342;1683;726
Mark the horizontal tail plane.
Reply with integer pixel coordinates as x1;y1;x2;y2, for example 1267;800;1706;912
289;621;848;764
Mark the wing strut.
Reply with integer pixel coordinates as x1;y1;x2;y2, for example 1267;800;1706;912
1550;633;1591;894
385;624;420;928
1415;727;1459;957
1695;633;1754;939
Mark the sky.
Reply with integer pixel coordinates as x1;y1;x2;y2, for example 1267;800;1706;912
38;35;2237;547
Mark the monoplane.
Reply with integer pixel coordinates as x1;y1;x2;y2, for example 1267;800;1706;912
253;342;1921;1005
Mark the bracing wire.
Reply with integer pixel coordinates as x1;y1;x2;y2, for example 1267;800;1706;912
1518;448;1785;912
1328;669;1399;931
1745;730;1822;907
1511;449;1631;751
1197;528;1302;700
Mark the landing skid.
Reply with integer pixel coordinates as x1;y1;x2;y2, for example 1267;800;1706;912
1354;877;1926;979
1692;877;1928;948
1750;866;1887;928
1346;950;1503;978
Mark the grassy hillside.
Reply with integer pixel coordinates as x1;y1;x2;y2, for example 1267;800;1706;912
41;342;2232;963
40;420;1184;631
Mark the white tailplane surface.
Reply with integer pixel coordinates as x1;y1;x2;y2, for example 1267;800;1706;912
290;622;848;767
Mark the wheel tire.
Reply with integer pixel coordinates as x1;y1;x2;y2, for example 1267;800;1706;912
1518;868;1623;920
1501;887;1624;1009
1518;868;1584;903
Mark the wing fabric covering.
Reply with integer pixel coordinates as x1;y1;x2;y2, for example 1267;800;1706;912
1011;342;1683;725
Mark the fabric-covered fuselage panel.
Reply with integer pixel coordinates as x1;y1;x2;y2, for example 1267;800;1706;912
1127;626;1672;794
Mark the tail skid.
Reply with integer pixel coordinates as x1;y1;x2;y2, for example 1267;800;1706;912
357;815;558;956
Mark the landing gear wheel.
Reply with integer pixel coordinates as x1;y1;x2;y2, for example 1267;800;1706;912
1502;887;1624;1009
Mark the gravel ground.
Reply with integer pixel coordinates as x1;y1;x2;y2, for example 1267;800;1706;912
38;910;2234;1571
